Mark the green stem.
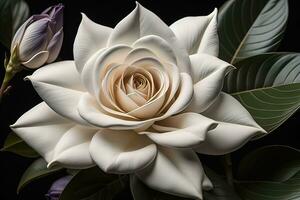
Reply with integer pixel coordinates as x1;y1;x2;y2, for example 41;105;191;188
223;154;234;186
0;61;21;103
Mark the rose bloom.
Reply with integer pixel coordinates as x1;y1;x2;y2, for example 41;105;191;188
12;3;265;199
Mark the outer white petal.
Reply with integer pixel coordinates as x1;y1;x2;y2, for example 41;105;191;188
195;93;266;155
170;9;218;56
89;129;157;173
27;61;88;125
81;45;131;96
136;147;212;199
10;102;73;163
185;54;234;113
132;35;177;65
48;125;97;169
73;13;112;73
107;3;191;74
164;73;194;116
141;113;217;148
78;93;154;130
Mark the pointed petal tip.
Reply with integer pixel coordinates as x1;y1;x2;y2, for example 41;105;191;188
257;126;268;135
208;8;218;18
135;1;140;7
212;8;218;14
24;75;31;81
80;13;89;23
47;160;58;169
9;123;16;129
80;12;87;18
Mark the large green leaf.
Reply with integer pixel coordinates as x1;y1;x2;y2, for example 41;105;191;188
236;145;300;200
0;0;29;48
1;132;39;158
218;0;288;64
130;168;241;200
224;53;300;133
59;167;128;200
17;158;63;193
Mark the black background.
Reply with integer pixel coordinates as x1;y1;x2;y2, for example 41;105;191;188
0;0;299;199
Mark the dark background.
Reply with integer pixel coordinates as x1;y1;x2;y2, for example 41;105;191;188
0;0;299;199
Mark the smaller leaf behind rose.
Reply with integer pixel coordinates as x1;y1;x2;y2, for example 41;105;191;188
130;175;191;200
1;132;39;158
59;167;128;200
235;145;300;200
0;0;29;48
17;158;63;193
203;167;241;200
130;168;241;200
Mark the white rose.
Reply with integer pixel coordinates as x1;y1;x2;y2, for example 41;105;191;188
11;3;265;199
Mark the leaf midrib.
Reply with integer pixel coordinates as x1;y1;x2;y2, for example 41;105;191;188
230;0;275;64
230;83;300;96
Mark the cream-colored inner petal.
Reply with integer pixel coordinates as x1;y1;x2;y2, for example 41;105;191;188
92;42;186;120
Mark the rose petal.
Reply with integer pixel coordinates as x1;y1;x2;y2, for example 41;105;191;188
107;2;191;74
194;122;264;155
115;85;139;112
81;45;132;96
126;57;169;118
124;47;157;64
89;129;157;173
141;113;217;148
49;125;97;169
164;73;193;116
136;147;212;199
27;61;87;125
10;102;73;162
203;93;264;128
132;35;177;65
78;93;153;130
158;62;180;112
73;13;112;73
185;54;234;113
195;93;266;155
170;9;218;56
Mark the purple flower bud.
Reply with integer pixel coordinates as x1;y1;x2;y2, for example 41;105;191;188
42;3;64;33
11;4;64;69
45;175;72;200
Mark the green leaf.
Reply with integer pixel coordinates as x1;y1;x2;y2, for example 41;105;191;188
0;0;29;48
236;145;300;200
203;167;241;200
130;168;241;200
17;158;63;193
224;53;300;133
130;175;191;200
218;0;288;64
11;0;29;34
59;167;128;200
1;132;39;158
